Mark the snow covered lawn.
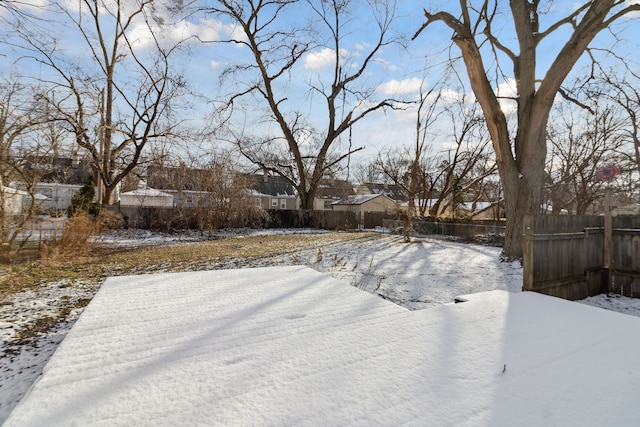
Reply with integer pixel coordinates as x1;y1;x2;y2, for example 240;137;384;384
6;266;640;426
2;230;640;424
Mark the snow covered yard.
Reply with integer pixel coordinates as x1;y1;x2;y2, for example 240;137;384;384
5;266;640;426
2;229;640;424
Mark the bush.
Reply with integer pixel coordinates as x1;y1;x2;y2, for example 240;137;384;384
96;210;124;230
67;177;100;217
41;214;99;262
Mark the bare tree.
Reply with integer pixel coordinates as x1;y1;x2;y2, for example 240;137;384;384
413;0;640;258
405;82;446;220
546;98;627;214
204;0;401;211
146;150;266;233
18;0;185;205
0;0;47;22
0;81;54;259
600;68;640;176
376;97;495;220
428;98;495;219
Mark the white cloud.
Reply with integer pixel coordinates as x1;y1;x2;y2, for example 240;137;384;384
62;0;130;16
496;78;518;115
303;48;348;71
377;78;423;96
373;58;399;72
1;0;50;16
429;88;467;105
128;18;241;51
624;0;640;17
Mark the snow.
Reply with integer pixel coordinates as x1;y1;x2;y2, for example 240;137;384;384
120;187;172;197
332;194;383;205
5;266;640;426
2;229;640;424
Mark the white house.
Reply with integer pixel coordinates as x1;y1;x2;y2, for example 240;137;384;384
10;182;88;212
1;185;27;215
120;186;174;208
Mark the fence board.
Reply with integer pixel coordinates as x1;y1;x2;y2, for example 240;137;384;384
524;215;639;300
383;219;505;238
611;230;640;297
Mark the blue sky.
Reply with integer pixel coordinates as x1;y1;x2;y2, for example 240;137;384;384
2;0;639;171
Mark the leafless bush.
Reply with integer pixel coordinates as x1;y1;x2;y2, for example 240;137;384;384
95;210;123;230
41;214;99;262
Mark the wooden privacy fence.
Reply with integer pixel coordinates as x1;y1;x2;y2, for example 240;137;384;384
523;215;640;300
383;219;505;238
110;206;360;231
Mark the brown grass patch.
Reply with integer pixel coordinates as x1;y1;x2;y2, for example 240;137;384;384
1;231;380;301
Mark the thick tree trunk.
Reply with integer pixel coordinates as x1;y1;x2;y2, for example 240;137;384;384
414;0;635;259
299;189;314;211
103;184;116;206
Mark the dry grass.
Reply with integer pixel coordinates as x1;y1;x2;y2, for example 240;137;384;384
0;231;379;301
2;231;380;341
41;214;100;263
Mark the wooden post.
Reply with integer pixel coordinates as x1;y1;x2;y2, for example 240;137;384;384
603;187;612;291
522;215;534;292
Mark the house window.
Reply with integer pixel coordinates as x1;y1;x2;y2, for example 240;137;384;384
271;198;278;207
280;199;287;209
255;197;262;207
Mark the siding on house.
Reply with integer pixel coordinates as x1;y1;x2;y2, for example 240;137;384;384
245;174;298;210
332;194;397;222
120;187;174;208
13;183;90;211
1;186;26;215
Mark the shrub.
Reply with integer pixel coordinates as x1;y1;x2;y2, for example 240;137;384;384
96;210;124;230
41;214;98;262
67;177;100;217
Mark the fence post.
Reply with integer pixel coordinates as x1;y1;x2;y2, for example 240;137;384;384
603;187;612;291
522;215;534;292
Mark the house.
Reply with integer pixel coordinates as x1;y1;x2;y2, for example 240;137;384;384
1;185;27;215
120;185;174;208
400;199;504;220
24;154;93;187
32;183;86;211
613;203;640;216
11;182;78;213
314;179;356;210
13;154;99;212
245;174;297;210
146;164;224;208
355;182;407;202
331;194;397;223
460;201;504;220
160;190;215;209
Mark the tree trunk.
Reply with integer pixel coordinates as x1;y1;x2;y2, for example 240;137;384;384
414;0;635;258
299;189;314;211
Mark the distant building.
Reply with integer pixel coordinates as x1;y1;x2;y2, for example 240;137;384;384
314;179;356;210
1;185;27;215
120;185;174;208
355;182;407;202
613;203;640;216
11;181;93;212
331;194;397;223
245;174;297;210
